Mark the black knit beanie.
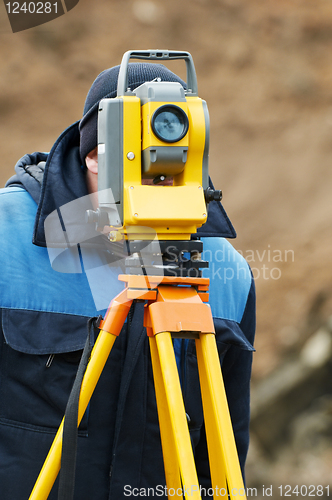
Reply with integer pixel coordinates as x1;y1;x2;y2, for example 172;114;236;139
79;62;186;165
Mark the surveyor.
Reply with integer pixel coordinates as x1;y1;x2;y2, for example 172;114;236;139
0;61;255;499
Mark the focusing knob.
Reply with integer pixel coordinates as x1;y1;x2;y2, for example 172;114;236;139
204;187;222;203
85;209;109;230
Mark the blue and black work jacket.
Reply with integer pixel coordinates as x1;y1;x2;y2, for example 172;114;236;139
0;122;255;499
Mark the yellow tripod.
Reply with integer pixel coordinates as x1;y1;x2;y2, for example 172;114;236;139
29;273;247;500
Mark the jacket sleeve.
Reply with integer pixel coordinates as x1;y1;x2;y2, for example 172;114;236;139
194;275;256;490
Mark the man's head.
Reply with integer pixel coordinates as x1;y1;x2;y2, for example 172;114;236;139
79;62;186;168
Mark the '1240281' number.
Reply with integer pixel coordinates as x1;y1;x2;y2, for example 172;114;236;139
6;2;58;14
278;485;330;497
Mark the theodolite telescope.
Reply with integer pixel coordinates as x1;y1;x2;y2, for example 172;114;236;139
86;50;221;243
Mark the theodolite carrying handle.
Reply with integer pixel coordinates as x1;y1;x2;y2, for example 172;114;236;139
117;49;198;97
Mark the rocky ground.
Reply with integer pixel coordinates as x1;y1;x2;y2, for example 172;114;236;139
0;0;332;494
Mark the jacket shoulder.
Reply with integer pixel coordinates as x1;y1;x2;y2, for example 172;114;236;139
0;187;37;225
201;236;253;324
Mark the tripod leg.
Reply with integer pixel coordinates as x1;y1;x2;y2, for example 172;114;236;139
154;331;201;500
149;336;182;495
29;330;118;499
195;333;247;500
29;291;132;500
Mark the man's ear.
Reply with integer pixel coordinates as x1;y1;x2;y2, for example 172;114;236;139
85;147;98;174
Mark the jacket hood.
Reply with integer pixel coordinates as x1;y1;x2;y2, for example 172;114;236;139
6;121;236;247
6;152;48;205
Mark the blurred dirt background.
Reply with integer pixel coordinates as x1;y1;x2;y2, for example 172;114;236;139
0;0;331;496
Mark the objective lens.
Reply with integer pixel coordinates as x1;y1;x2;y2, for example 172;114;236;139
151;105;189;143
